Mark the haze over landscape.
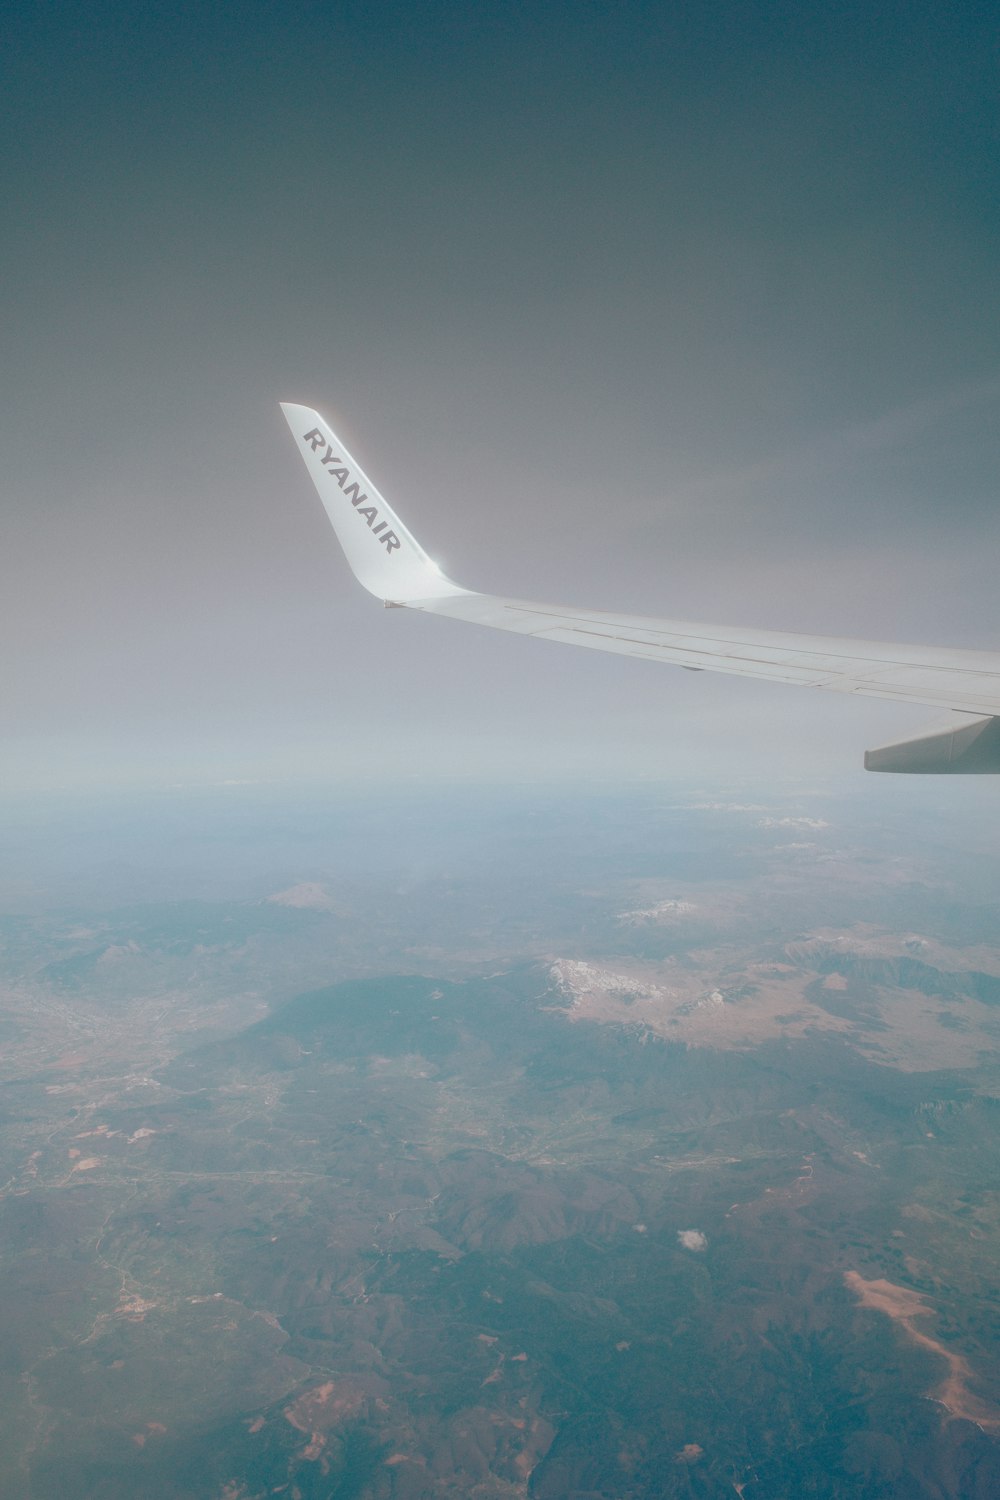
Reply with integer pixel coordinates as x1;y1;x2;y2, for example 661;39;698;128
3;782;1000;1497
3;2;1000;1497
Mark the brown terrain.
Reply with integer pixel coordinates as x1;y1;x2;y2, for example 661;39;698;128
845;1274;1000;1432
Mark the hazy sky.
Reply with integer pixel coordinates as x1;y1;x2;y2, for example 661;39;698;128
3;0;999;789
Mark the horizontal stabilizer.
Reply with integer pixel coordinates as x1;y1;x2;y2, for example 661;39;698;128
864;715;1000;773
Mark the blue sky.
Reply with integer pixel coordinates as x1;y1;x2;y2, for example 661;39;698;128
2;0;998;788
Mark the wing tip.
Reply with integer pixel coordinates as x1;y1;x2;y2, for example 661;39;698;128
280;403;469;604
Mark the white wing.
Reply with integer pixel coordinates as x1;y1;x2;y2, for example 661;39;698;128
280;403;1000;774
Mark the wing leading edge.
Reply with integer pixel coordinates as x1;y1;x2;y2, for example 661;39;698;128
280;403;1000;773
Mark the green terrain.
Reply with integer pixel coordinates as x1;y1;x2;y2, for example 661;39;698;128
1;783;999;1497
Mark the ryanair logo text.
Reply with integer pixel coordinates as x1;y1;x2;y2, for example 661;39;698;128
303;428;400;553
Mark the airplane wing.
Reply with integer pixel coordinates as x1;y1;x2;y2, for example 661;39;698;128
280;403;1000;773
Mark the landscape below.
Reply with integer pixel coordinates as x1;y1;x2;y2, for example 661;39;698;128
1;782;999;1498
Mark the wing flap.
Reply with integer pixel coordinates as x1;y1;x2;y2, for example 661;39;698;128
865;715;1000;772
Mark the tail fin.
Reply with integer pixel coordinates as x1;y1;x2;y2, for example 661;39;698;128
279;403;467;603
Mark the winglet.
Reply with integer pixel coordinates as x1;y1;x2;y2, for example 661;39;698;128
280;403;468;603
